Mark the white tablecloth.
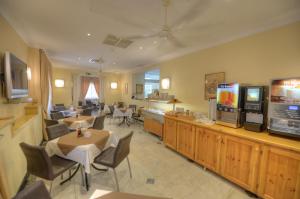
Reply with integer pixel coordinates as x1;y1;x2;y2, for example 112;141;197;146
45;130;118;173
58;117;95;129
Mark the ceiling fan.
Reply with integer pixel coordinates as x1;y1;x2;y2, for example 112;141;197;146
125;0;186;48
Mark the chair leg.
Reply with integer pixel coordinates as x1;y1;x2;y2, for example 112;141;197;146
113;169;120;192
49;181;53;196
127;157;132;178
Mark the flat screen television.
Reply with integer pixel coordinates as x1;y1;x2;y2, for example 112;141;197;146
4;52;29;99
216;83;239;108
271;78;300;104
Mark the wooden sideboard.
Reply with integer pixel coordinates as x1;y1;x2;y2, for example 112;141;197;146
164;114;300;199
143;109;164;138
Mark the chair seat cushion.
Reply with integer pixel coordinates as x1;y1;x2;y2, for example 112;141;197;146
94;146;116;167
50;155;77;178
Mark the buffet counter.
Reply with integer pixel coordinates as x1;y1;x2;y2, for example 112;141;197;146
142;109;165;138
163;112;300;199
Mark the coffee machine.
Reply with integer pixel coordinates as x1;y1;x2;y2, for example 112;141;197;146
216;83;245;128
244;86;268;132
268;78;300;138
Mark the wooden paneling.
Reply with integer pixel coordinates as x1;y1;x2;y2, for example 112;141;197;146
220;135;260;192
258;147;300;199
195;128;222;172
163;118;177;150
176;122;195;159
144;117;163;137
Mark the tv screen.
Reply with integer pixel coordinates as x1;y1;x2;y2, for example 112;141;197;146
271;79;300;104
4;52;29;99
247;88;260;102
217;83;239;108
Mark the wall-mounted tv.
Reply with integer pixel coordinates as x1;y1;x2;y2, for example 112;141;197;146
216;83;239;108
4;52;29;99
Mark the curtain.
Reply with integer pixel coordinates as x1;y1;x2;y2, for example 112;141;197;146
80;76;90;100
80;76;100;100
40;50;52;140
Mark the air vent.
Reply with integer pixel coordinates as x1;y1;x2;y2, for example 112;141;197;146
102;34;133;49
89;57;104;64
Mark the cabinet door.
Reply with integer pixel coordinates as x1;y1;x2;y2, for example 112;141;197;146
176;122;195;159
163;118;177;150
258;146;300;199
144;117;163;137
220;135;260;192
195;128;222;172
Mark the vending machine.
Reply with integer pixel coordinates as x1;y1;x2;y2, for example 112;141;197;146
268;78;300;138
216;83;245;128
244;86;268;132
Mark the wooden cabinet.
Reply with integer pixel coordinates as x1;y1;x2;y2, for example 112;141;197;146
164;118;177;150
220;135;260;192
258;146;300;199
195;128;222;172
144;117;163;138
163;115;300;198
176;122;195;159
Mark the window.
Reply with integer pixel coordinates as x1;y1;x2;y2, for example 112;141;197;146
144;69;160;98
85;82;99;99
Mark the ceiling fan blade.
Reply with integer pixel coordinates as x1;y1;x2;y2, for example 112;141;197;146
171;0;211;29
124;32;160;40
167;33;186;48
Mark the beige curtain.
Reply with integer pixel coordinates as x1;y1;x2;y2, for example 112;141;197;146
40;50;52;140
0;166;9;199
92;77;100;96
80;76;90;100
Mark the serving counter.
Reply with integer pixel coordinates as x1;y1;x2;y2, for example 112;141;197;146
164;113;300;199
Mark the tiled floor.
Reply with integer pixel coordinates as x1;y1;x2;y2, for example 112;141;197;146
32;120;254;199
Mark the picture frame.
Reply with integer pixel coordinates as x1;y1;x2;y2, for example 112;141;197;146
205;72;225;100
136;84;144;94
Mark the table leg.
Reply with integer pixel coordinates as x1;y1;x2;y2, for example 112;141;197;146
118;116;126;126
85;172;89;191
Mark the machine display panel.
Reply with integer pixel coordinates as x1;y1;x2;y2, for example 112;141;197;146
247;88;260;102
217;83;239;108
271;79;300;104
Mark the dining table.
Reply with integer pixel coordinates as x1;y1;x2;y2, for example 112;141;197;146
60;115;95;129
115;108;133;126
45;129;119;191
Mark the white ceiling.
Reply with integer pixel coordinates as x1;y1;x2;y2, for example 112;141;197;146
0;0;300;72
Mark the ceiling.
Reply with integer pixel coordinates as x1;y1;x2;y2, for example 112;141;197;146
0;0;300;72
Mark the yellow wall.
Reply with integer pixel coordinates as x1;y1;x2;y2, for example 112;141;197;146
121;21;300;113
0;15;43;199
52;67;122;106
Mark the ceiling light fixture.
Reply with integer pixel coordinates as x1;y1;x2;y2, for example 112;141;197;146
87;33;91;37
139;46;144;50
153;41;158;44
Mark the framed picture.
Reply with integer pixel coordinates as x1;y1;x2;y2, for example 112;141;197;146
124;83;128;94
136;84;144;94
205;72;225;100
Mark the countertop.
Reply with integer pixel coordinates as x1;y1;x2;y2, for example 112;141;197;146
165;113;300;153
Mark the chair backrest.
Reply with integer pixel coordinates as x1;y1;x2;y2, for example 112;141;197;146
108;105;115;114
113;131;133;167
50;112;64;120
13;181;51;199
117;102;124;108
46;124;70;140
44;119;59;127
92;115;105;130
55;103;64;106
82;108;93;116
85;100;93;107
128;104;137;112
100;103;105;111
19;143;54;180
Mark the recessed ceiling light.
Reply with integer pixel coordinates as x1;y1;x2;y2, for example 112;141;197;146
139;46;144;50
153;41;158;44
87;33;91;37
